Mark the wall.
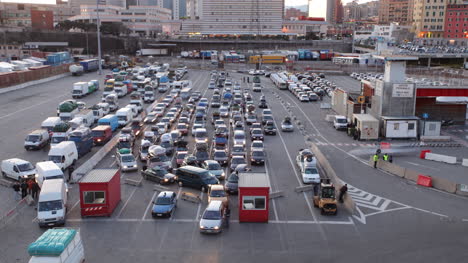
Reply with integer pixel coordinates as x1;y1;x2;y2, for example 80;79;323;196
415;97;466;124
0;64;70;89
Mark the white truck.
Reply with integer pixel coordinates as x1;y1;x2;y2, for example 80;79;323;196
72;82;89;99
69;64;84;76
35;161;65;188
37;179;68;227
296;149;320;184
114;81;128;98
136;48;168;56
75;109;94;127
28;228;85;263
48;141;78;171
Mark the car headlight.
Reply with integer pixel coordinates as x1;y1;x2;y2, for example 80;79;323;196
133;164;137;168
124;166;129;169
200;226;205;229
214;226;219;230
163;178;169;182
221;172;225;178
97;139;102;142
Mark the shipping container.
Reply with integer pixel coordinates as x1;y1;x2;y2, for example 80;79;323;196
79;169;121;217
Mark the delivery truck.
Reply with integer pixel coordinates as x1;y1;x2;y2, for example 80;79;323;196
37;179;68;227
68;127;93;157
28;228;85;263
69;64;84;76
79;59;99;72
136;48;168;56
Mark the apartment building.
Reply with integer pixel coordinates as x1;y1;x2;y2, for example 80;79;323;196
68;4;171;36
378;0;413;25
0;2;77;27
412;0;446;38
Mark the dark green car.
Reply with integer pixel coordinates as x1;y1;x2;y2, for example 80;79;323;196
142;167;177;185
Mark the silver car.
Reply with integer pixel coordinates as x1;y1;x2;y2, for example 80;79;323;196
199;200;226;234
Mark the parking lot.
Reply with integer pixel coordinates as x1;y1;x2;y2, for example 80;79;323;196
2;67;468;262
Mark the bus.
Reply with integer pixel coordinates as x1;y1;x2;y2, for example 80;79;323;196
249;55;286;64
270;73;288;90
180;87;192;100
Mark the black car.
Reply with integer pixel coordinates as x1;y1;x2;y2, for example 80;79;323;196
264;120;277;135
182;155;198;167
250;150;265;165
258;100;267;108
141;167;177;184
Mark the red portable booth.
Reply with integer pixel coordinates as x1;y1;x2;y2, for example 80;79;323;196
238;172;270;223
79;169;121;217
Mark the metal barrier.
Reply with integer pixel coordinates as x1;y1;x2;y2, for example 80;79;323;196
181;192;201;203
0;198;28;230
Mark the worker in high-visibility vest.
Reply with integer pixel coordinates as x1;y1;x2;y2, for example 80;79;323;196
383;153;389;162
373;154;379;168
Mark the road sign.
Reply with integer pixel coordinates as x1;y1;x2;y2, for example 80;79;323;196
422;113;429;119
357;96;365;104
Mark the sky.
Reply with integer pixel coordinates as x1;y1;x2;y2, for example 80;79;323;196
0;0;56;4
286;0;373;18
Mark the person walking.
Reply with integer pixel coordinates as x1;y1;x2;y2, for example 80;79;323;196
12;181;21;200
373;154;379;168
27;179;34;195
339;184;348;203
68;164;74;183
20;179;28;199
247;77;250;83
31;181;40;200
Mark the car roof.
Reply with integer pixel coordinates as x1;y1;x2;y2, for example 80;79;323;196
157;191;174;198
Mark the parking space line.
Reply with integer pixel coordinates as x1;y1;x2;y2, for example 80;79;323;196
264;159;279;222
195;191;205;220
142;190;158;220
116;185;138;218
67;199;80;215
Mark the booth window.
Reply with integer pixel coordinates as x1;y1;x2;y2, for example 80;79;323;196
84;191;106;204
408;123;415;130
393;123;400;130
243;196;266;210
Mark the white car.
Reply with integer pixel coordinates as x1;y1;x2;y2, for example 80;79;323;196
300;95;309;102
250;140;264;152
155;122;168;134
245;114;257;125
233;130;246;146
116;149;138;172
252;83;262;92
302;166;320;184
219;107;229;117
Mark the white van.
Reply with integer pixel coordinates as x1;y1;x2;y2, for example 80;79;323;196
37;179;67;227
116;108;133;127
41;117;61;134
124;104;139;118
24;129;50;150
1;158;36;181
35;161;65;188
333;115;348;130
69;117;84;130
48;141;78;171
75;109;94;127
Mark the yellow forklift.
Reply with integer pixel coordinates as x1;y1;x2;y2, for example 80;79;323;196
313;179;338;215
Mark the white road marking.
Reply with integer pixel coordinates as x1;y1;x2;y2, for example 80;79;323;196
116;185;138;218
0;93;68;121
264;159;279;222
67;200;80;215
142;191;158;220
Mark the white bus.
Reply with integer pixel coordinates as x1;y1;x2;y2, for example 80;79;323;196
270;73;288;90
180;87;192;100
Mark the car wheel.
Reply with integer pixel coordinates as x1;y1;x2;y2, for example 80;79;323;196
178;181;183;187
2;172;6;178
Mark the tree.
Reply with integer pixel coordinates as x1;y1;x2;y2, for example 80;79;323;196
100;22;130;36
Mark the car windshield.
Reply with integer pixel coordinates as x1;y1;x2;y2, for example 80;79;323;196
232;158;245;164
122;155;135;162
252;142;262;148
233;147;243;152
196;131;207;138
196;151;209;159
118;142;131;149
51;137;65;144
161;141;172;148
117;116;127;121
48;155;62;163
253;130;262;134
305;168;318;174
214;151;226;157
234;134;244;140
202;210;221;220
92;131;104;137
141;146;149;154
228;173;239;183
208;163;221;170
177;153;187;159
337;119;347;123
210;190;226;197
17;163;34;172
252;151;264;157
155;197;172;205
149;155;169;163
38;200;62;212
26;135;40;142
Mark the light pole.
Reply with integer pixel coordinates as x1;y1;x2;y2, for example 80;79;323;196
96;0;102;75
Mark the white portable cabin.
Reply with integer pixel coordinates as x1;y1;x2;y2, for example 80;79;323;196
352;114;379;140
382;116;419;139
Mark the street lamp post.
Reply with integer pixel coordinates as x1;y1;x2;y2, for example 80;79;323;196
96;0;102;75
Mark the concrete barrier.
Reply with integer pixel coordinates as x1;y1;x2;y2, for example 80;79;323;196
403;169;420;182
420;136;451;142
0;73;69;95
431;176;457;193
425;152;457;164
455;184;468;196
462;159;468;167
124;178;142;186
269;191;285;199
294;185;315;193
153;185;169;192
0;179;13;188
378;160;406;178
310;143;356;215
181;192;201;203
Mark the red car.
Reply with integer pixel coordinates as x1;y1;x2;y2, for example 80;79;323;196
175;151;188;167
176;123;189;136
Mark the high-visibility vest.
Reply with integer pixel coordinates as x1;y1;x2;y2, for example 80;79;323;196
383;154;389;161
373;155;379;161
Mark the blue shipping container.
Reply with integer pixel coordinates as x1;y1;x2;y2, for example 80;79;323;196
80;59;99;72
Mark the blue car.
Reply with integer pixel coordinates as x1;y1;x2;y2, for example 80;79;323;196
152;191;177;218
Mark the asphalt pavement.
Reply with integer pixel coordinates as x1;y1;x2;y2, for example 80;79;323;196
1;69;468;263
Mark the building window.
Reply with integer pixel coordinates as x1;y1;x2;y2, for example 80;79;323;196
242;196;266;210
83;191;106;204
393;123;400;130
408;123;415;130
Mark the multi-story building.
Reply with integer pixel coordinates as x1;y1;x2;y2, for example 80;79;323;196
282;19;328;37
181;0;284;35
0;2;77;27
444;0;468;40
412;0;446;38
186;0;202;19
344;0;379;21
326;0;343;24
378;0;412;25
68;4;171;36
285;7;307;20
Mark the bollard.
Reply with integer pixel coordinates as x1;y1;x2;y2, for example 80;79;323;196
181;192;201;203
124;178;142;186
269;191;285;199
294;185;315;193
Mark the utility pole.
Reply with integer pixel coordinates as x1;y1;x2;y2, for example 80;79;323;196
96;0;102;75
